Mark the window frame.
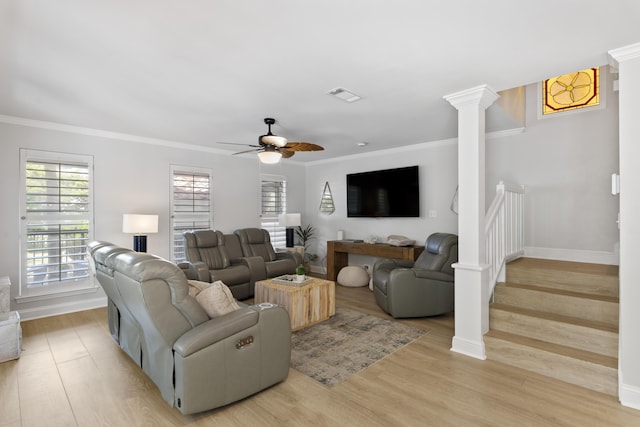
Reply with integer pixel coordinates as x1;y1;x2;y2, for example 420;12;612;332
170;165;214;263
18;149;96;301
260;174;287;249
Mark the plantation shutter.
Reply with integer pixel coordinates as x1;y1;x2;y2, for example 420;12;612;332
21;151;93;290
171;167;213;263
260;175;286;248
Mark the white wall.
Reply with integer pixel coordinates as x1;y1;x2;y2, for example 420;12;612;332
0;121;305;318
303;141;460;271
486;71;620;264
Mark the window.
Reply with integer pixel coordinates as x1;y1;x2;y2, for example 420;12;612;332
260;174;287;248
542;67;600;115
19;149;94;296
171;166;213;263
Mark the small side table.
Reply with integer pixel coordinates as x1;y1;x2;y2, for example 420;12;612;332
255;277;335;331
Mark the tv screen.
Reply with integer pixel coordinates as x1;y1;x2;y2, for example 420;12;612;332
347;166;420;218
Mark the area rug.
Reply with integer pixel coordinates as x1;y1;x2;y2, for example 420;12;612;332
290;307;427;387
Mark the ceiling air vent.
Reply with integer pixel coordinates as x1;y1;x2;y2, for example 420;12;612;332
327;87;361;103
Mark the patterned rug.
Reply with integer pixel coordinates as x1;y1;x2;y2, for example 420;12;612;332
290;307;427;387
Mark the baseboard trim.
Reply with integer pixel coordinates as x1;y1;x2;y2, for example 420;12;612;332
524;246;619;266
620;382;640;410
17;296;108;321
451;336;487;360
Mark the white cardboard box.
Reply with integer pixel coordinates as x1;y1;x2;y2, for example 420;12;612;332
0;311;21;363
0;276;10;313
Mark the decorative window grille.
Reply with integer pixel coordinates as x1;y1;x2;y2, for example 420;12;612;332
20;150;93;292
542;67;600;115
260;175;287;248
171;166;213;263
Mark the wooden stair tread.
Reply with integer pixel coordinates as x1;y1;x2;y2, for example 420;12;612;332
485;330;618;369
496;282;619;304
507;257;618;277
490;303;618;333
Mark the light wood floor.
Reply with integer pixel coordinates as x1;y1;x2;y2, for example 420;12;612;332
3;285;640;426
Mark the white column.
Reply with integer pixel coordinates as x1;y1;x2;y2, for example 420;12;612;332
444;85;499;359
609;42;640;409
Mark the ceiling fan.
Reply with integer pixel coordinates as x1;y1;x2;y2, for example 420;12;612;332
219;118;324;163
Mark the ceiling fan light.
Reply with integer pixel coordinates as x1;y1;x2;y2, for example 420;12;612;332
257;150;282;164
261;134;288;147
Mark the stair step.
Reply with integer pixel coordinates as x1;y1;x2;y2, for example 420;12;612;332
506;258;618;298
490;304;618;358
485;330;617;396
494;282;619;328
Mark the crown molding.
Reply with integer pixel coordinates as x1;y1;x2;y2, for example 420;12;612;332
0;114;231;155
608;42;640;68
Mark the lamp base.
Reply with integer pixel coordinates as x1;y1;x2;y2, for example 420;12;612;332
285;228;294;248
133;235;147;252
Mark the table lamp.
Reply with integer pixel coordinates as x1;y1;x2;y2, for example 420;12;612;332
122;214;159;252
278;213;301;248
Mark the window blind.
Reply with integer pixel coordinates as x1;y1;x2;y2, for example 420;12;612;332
171;168;212;263
260;176;287;248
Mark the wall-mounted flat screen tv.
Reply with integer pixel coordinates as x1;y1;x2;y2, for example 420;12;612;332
347;165;420;218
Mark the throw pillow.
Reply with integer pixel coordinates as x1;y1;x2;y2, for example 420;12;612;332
187;279;210;297
191;280;240;318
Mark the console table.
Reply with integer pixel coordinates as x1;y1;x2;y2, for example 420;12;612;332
326;240;424;281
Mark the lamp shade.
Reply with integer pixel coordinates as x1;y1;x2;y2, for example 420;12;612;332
122;214;159;234
257;150;282;164
278;213;301;227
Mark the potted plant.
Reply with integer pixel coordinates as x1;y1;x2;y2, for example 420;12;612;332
295;224;318;269
295;264;306;281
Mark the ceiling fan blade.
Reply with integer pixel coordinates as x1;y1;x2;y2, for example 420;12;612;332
280;149;295;158
232;148;263;155
284;142;324;152
218;141;261;148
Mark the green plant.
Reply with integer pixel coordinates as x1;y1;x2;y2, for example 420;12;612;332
296;264;306;275
295;224;318;262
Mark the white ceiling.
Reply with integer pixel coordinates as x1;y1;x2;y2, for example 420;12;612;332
2;1;640;161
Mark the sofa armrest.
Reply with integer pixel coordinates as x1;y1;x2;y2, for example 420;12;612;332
389;268;453;284
173;308;259;357
181;261;210;282
373;258;414;273
172;303;290;414
413;270;454;282
275;251;302;266
233;255;267;284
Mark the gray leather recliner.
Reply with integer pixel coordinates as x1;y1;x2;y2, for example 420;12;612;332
89;241;291;415
234;228;302;277
372;233;458;318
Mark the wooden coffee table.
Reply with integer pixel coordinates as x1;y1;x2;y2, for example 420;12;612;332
254;277;335;331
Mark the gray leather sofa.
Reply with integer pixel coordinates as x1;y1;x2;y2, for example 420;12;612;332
181;229;302;300
88;241;291;414
372;233;458;318
234;228;301;278
182;230;258;300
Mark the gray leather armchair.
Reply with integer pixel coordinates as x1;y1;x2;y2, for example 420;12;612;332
234;228;302;277
89;241;291;415
372;233;458;318
182;230;263;300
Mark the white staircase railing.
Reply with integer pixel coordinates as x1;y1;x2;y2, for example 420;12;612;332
485;181;525;293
